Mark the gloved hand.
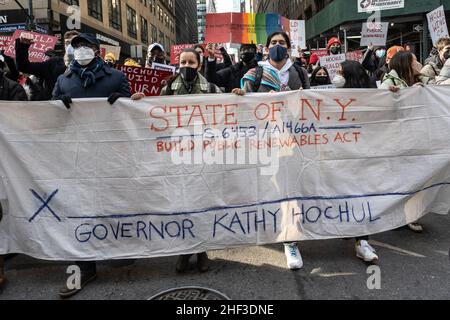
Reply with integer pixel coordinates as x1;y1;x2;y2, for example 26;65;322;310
107;92;121;105
58;95;72;109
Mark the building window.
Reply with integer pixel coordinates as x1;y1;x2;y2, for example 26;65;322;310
127;6;137;39
88;0;103;21
151;24;157;43
159;31;165;49
109;0;122;31
140;16;148;44
61;0;79;5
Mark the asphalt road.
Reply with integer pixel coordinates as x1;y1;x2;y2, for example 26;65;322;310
1;212;449;300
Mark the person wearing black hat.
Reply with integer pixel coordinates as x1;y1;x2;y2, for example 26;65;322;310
52;33;131;106
15;30;79;100
55;33;130;298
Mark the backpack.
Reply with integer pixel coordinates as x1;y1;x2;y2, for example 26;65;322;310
253;64;307;91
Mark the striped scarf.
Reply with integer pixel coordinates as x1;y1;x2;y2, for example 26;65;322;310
69;57;105;88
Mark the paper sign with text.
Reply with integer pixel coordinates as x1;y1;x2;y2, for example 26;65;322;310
360;22;389;47
3;30;58;62
320;54;346;79
427;6;449;46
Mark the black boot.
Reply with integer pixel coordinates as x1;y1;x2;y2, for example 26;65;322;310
196;252;209;273
176;254;192;273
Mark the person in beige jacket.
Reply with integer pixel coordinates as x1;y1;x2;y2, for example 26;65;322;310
422;37;450;84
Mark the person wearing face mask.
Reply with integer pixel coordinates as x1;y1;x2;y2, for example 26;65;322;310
54;33;130;298
332;60;382;264
380;51;430;90
327;37;342;56
362;43;387;84
15;30;79;100
205;44;258;93
145;43;166;68
307;53;320;74
310;66;332;87
159;48;220;273
104;53;117;68
234;31;310;95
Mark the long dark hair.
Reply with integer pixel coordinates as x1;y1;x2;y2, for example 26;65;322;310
266;31;291;48
341;60;373;88
388;51;417;86
164;48;201;90
310;66;332;86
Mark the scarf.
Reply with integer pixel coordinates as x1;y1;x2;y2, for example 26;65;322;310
69;57;104;88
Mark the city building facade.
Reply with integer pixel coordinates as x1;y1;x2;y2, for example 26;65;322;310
0;0;177;62
176;0;198;44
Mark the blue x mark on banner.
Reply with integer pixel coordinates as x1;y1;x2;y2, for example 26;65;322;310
28;189;61;223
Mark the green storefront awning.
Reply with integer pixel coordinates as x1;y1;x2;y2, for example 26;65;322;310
306;0;450;39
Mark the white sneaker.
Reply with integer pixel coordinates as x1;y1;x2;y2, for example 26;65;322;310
284;243;303;270
355;240;379;263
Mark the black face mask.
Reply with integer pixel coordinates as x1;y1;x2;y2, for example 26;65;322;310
444;50;450;60
330;46;341;55
241;52;256;63
180;67;198;83
106;62;115;68
153;57;165;64
315;76;329;85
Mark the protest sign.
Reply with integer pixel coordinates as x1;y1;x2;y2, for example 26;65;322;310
205;13;290;44
320;53;346;79
358;0;404;13
0;35;11;51
0;87;449;260
311;49;329;58
427;6;449;46
151;62;176;74
360;22;389;47
100;44;121;60
170;44;194;64
117;64;172;96
3;30;58;62
289;20;306;56
346;50;364;62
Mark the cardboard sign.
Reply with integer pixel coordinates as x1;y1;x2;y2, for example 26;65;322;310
0;87;449;260
3;30;58;62
117;64;172;96
100;44;121;61
427;6;449;46
360;22;389;47
319;53;346;79
289;20;306;56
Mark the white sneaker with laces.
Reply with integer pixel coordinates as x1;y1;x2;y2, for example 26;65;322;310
284;243;303;270
355;240;379;263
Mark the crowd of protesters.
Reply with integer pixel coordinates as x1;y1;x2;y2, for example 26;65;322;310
0;28;449;298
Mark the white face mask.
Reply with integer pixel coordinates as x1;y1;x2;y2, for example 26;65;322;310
74;46;95;66
332;74;346;88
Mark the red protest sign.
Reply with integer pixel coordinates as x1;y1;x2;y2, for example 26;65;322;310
117;64;173;96
311;49;328;58
0;36;11;51
170;43;224;65
170;44;194;64
346;50;363;62
3;30;58;62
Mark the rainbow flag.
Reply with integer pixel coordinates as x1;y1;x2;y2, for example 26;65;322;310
205;13;290;44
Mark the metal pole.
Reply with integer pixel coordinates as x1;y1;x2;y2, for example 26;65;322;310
423;15;429;64
27;0;34;30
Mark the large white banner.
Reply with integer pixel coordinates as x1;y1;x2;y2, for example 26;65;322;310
0;87;449;261
358;0;404;13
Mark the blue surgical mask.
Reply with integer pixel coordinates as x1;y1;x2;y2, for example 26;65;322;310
376;49;386;59
269;45;288;62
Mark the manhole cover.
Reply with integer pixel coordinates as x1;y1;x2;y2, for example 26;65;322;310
148;286;230;300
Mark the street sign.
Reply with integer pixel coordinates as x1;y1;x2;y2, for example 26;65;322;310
414;24;424;32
